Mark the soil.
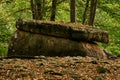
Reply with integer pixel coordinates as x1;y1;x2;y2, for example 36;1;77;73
0;56;120;80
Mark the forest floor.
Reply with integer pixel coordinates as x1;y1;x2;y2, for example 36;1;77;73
0;56;120;80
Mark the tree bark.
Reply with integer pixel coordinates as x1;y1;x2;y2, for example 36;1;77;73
88;0;98;26
36;0;43;19
82;0;90;24
50;0;57;21
30;0;35;19
70;0;76;22
30;0;44;20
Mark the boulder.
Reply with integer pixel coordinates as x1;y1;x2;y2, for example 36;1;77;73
8;30;107;59
8;19;109;59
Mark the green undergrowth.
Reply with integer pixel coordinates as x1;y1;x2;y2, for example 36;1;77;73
0;42;8;56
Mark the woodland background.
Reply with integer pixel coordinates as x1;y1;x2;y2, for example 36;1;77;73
0;0;120;56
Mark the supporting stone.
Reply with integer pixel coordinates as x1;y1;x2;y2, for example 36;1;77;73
8;30;107;59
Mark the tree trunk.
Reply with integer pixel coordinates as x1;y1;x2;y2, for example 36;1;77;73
82;0;90;24
70;0;76;22
30;0;44;20
50;0;57;21
88;0;98;26
36;0;43;20
30;0;35;19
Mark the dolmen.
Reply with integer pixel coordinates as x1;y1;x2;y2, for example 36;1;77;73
8;19;109;59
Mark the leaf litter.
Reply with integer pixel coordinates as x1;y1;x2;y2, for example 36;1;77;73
0;56;120;80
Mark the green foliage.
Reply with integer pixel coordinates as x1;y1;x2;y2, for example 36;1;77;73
0;0;120;56
95;1;120;56
56;1;70;22
0;42;8;56
0;0;31;56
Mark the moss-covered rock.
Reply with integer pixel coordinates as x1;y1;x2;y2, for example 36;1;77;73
16;19;109;43
8;30;107;59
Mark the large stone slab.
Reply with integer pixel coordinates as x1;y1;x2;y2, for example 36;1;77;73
16;19;109;43
8;30;107;59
